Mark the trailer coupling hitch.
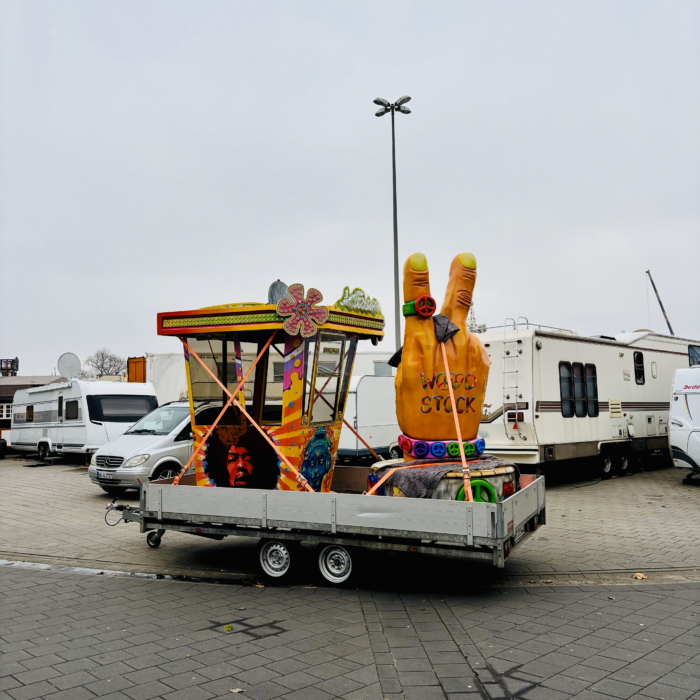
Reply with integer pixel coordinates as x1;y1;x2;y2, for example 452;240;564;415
105;499;139;526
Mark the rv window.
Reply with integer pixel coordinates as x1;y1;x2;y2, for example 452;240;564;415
559;363;574;417
273;363;284;383
585;365;599;417
26;406;34;423
633;351;645;385
58;396;63;418
86;395;157;423
65;400;79;420
572;363;586;417
310;333;345;425
690;345;700;367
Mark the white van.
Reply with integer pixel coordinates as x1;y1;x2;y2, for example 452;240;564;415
87;402;225;495
337;375;399;459
11;380;158;461
670;367;700;482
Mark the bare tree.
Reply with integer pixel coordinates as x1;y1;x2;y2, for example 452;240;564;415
80;348;127;378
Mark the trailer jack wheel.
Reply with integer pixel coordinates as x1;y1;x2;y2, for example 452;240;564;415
258;540;294;580
318;545;353;585
146;531;163;548
600;455;613;479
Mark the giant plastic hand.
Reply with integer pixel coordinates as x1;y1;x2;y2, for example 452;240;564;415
395;252;490;444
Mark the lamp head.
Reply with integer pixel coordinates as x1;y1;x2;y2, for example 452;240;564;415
373;98;390;108
396;95;411;106
375;107;389;117
397;105;411;114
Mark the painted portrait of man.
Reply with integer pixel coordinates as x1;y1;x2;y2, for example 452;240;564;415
226;444;254;487
300;427;334;492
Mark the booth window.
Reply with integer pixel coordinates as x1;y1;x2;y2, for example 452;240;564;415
633;351;645;385
585;364;599;417
336;336;358;417
302;337;317;418
260;342;285;424
304;333;345;425
26;406;34;423
572;363;586;417
65;400;79;420
559;362;574;417
690;345;700;366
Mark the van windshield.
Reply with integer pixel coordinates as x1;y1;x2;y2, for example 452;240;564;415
126;406;191;435
87;395;158;424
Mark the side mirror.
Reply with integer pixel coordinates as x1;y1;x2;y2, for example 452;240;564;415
188;432;194;440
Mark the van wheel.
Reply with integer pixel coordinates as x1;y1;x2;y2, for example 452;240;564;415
151;465;179;481
37;444;49;462
600;455;613;479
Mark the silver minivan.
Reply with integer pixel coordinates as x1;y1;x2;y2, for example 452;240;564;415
88;401;201;495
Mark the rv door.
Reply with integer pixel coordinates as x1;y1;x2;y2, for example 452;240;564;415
57;394;64;452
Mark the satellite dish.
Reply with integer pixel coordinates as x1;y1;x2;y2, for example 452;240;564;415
57;353;81;380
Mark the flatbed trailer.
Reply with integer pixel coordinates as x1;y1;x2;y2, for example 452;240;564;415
116;475;545;579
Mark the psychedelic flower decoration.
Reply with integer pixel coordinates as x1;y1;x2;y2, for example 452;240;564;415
276;284;329;337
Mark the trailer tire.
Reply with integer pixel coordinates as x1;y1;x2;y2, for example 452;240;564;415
37;443;49;462
600;454;614;479
258;539;295;581
146;531;162;548
318;545;353;585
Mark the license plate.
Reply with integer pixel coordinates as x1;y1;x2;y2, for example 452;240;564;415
97;472;115;479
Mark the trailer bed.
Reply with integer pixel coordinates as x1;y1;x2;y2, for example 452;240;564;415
122;476;545;569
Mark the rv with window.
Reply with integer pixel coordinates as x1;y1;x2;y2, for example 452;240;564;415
476;323;700;476
11;380;158;461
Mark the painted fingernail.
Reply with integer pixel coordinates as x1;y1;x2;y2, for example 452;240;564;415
459;252;477;269
410;252;428;271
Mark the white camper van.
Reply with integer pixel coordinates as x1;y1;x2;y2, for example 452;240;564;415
476;322;700;476
670;366;700;482
11;380;158;460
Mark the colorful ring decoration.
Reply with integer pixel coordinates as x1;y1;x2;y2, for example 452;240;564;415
457;479;497;503
398;434;485;459
402;295;436;318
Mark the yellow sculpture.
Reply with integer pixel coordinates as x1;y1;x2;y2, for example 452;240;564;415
395;252;490;449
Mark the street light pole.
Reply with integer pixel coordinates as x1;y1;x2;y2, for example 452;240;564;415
390;106;400;351
374;96;411;350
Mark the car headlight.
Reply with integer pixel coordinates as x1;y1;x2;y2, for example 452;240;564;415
124;454;150;468
90;454;97;466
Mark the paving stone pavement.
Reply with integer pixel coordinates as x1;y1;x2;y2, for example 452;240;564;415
1;566;700;700
1;458;699;585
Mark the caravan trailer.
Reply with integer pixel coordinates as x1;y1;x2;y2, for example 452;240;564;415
475;322;700;476
11;380;158;461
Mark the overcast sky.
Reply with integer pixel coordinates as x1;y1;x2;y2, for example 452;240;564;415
1;0;699;375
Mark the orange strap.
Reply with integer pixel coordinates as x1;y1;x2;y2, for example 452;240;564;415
440;342;473;502
173;332;277;485
183;338;315;493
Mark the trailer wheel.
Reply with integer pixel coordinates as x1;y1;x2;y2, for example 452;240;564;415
37;443;49;462
600;455;613;479
146;531;162;548
318;545;353;585
258;540;294;580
